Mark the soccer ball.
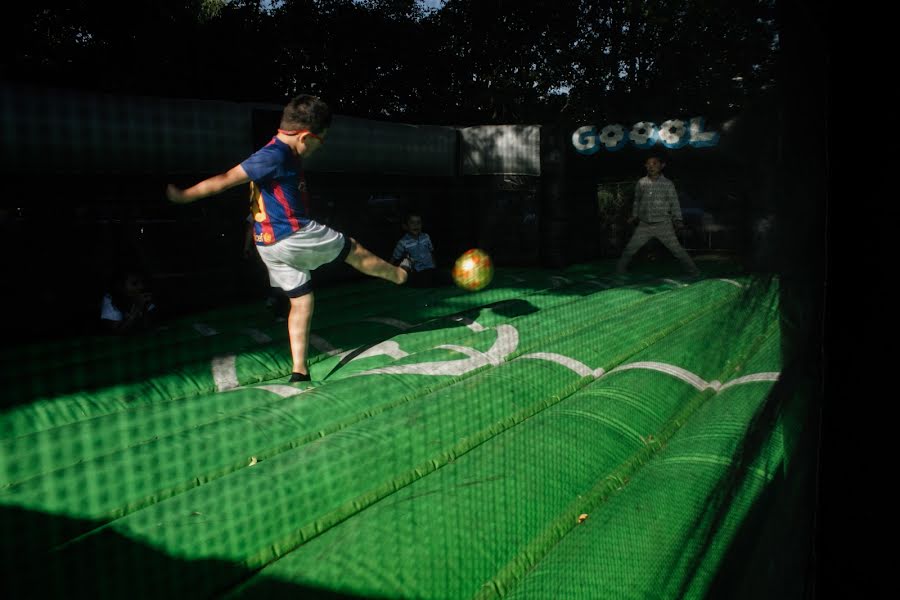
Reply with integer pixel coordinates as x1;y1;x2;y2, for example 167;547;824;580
452;248;494;291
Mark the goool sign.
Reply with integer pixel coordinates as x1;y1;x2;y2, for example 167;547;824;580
572;117;719;154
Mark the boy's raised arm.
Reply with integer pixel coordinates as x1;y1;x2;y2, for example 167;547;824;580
167;164;251;204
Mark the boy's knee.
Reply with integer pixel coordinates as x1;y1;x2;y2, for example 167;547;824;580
288;292;313;307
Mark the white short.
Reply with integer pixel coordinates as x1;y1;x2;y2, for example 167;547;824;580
256;220;350;297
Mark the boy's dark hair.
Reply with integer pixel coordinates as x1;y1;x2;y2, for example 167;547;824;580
108;269;146;313
281;95;332;133
646;150;668;164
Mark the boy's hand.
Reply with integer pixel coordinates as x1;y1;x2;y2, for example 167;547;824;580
166;185;191;204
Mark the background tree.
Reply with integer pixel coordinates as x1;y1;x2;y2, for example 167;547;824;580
3;0;779;124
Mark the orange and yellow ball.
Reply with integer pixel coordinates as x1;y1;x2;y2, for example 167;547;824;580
452;248;494;291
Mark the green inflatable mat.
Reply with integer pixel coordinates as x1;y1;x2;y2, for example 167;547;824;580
1;261;793;600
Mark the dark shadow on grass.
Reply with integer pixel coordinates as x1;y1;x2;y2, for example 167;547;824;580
1;504;385;600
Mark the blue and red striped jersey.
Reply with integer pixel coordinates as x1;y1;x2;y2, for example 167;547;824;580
241;137;311;245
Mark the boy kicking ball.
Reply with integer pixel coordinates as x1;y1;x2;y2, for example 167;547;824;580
167;95;407;382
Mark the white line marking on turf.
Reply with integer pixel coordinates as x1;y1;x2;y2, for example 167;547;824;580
519;352;598;378
353;340;409;361
551;276;573;287
717;279;744;288
719;372;779;390
211;355;239;391
310;334;343;357
438;344;486;359
241;328;272;343
661;278;688;288
255;384;311;398
604;361;718;391
332;340;411;363
603;361;781;394
485;325;518;365
193;323;219;336
362;317;413;330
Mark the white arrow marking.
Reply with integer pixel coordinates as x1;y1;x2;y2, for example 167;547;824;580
351;325;518;377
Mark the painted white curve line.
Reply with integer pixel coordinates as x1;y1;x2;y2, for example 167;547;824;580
519;352;604;378
437;344;486;359
353;340;410;361
604;361;781;394
211;354;240;391
254;384;312;398
331;340;411;363
719;372;779;391
656;455;775;481
605;361;718;391
486;325;519;364
717;278;744;288
241;328;273;343
310;334;343;357
661;278;689;288
551;276;573;288
363;317;413;330
351;324;519;377
193;323;219;336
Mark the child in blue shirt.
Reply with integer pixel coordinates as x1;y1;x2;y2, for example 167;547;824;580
392;212;438;287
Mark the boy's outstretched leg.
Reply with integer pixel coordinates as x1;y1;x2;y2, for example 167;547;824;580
616;224;652;275
344;238;408;284
656;225;701;277
287;292;314;381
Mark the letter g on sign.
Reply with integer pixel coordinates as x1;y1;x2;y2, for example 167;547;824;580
572;126;600;155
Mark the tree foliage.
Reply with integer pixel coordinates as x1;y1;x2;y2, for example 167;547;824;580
3;0;779;123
